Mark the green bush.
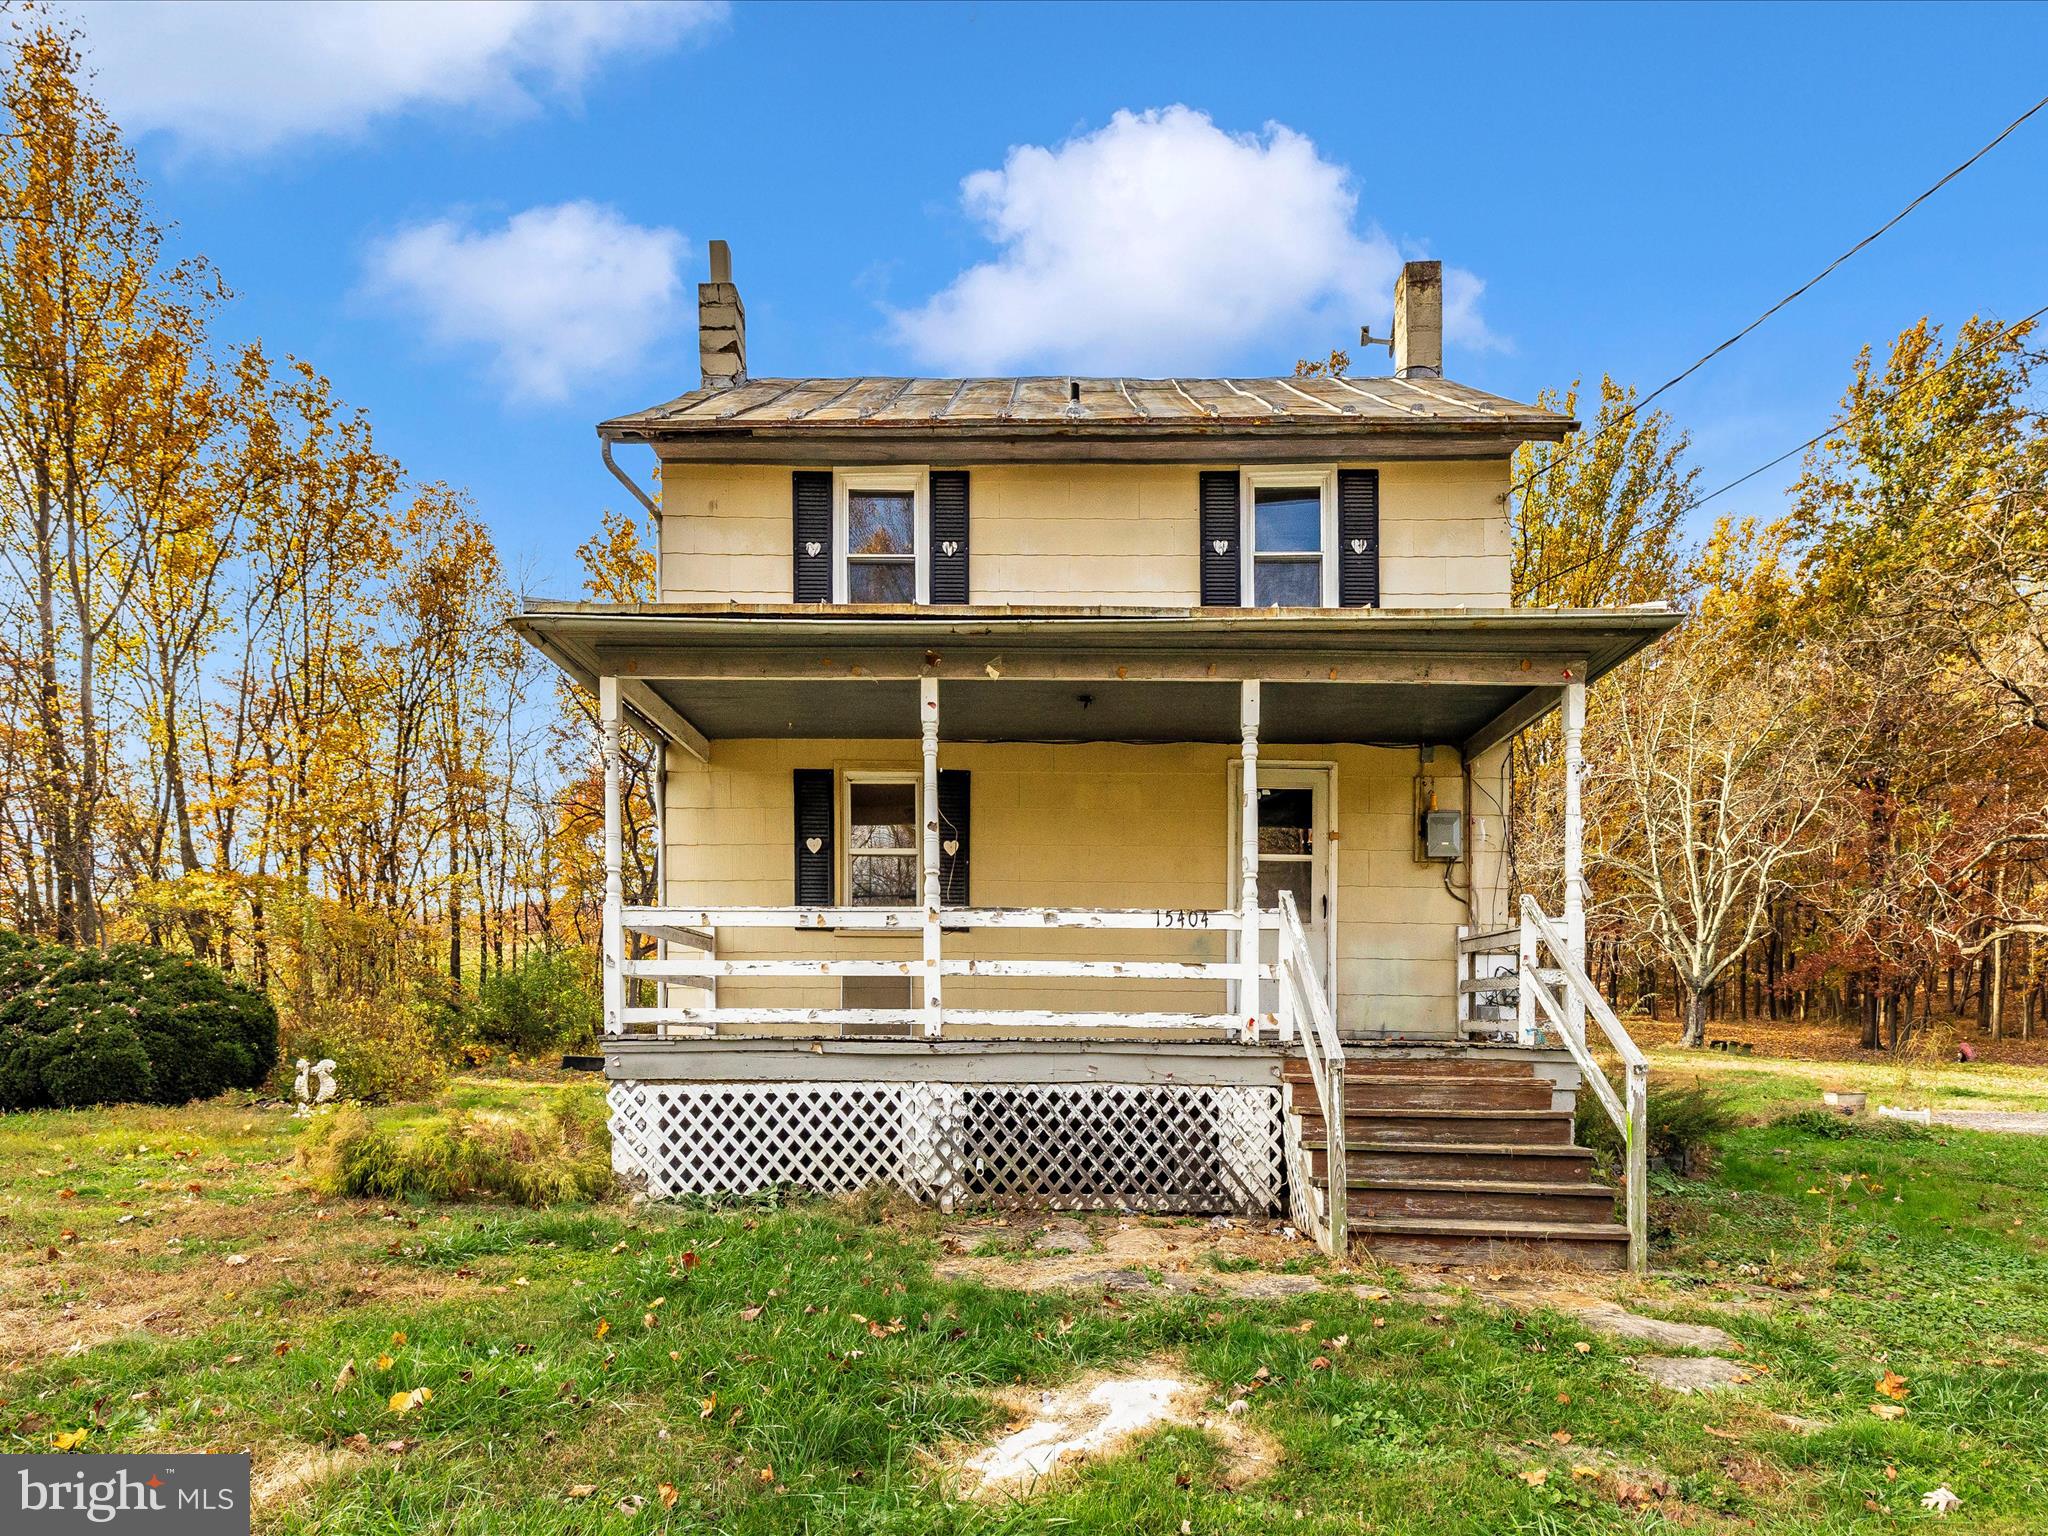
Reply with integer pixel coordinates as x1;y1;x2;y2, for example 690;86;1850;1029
297;1093;612;1206
285;994;450;1105
467;949;599;1056
0;938;277;1111
1768;1107;1934;1142
1577;1078;1737;1172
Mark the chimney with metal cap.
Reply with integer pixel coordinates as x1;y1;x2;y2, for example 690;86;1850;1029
1392;260;1443;379
699;239;746;389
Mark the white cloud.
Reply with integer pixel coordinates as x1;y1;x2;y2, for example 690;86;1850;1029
74;0;727;153
365;202;686;404
891;105;1496;375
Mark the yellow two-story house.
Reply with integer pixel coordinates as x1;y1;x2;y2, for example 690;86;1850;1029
516;246;1673;1268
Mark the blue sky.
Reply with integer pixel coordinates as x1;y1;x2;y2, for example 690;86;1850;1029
72;0;2048;596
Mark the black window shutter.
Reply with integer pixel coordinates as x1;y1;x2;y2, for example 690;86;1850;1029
793;769;834;905
928;471;970;604
1198;470;1241;605
937;770;970;907
792;471;832;603
1337;469;1381;609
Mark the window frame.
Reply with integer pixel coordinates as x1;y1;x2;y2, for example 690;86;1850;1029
1239;465;1337;609
833;466;928;605
840;770;923;908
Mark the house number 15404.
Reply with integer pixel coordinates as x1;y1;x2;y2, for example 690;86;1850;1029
1153;909;1210;928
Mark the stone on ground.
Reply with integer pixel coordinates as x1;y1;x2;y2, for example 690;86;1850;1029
1631;1354;1749;1393
1573;1302;1733;1351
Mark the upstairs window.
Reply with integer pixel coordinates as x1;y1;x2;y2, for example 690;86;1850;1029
834;468;926;604
845;775;919;906
1242;467;1336;607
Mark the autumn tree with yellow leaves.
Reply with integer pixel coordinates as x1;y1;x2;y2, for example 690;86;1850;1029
0;25;623;1059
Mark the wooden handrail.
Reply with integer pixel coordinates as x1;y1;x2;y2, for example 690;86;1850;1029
622;904;1282;932
1277;892;1345;1257
1518;896;1648;1274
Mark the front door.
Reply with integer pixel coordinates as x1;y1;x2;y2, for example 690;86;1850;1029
1234;765;1333;1014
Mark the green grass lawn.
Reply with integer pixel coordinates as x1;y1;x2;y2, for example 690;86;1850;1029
2;1066;2044;1533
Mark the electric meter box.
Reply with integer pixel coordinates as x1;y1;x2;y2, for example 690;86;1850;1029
1422;809;1463;862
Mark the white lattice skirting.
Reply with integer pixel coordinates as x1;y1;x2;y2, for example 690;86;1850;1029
608;1080;1284;1214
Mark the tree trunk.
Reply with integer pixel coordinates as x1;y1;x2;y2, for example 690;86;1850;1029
1680;985;1707;1048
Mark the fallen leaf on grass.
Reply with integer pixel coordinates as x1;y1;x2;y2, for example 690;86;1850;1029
1869;1402;1906;1421
565;1484;596;1500
332;1360;357;1396
657;1484;679;1510
51;1428;89;1451
1518;1467;1549;1487
1571;1465;1600;1481
616;1495;645;1515
739;1305;764;1322
700;1395;717;1419
375;1353;394;1371
388;1388;432;1415
757;1466;774;1484
1920;1486;1960;1516
1874;1370;1909;1401
594;1319;610;1341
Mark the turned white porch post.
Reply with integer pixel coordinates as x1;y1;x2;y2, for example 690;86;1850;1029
599;675;625;1037
920;675;943;1039
1561;676;1587;1042
1238;680;1262;1036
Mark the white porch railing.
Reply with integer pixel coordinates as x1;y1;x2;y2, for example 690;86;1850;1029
1518;896;1649;1273
616;904;1281;1037
1275;891;1345;1256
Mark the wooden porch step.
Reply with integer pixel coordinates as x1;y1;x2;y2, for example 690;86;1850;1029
1345;1177;1617;1224
1295;1106;1576;1147
1287;1073;1555;1111
1343;1216;1631;1270
1283;1056;1542;1082
1310;1140;1599;1183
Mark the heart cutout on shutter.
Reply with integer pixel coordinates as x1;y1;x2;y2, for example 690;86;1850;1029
1350;538;1369;555
940;540;959;557
804;541;822;558
1211;539;1229;555
942;838;960;858
804;836;823;855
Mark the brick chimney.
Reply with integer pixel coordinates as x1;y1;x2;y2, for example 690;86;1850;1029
699;239;746;389
1392;260;1442;379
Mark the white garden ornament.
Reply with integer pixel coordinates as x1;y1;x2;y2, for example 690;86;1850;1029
292;1057;337;1114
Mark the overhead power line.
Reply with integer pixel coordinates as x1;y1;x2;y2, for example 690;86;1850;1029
1687;301;2048;515
1509;89;2048;504
1516;301;2048;600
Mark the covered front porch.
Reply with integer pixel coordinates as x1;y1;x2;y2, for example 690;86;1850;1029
512;604;1673;1265
512;605;1673;1040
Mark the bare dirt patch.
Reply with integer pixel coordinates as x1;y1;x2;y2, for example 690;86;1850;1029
0;1196;482;1361
932;1215;1325;1298
943;1357;1278;1499
251;1443;361;1514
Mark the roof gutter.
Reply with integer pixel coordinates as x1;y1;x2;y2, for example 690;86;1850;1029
599;430;663;596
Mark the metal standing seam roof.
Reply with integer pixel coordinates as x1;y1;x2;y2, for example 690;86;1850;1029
598;374;1575;438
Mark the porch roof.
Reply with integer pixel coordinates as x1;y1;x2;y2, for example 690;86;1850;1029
511;603;1680;757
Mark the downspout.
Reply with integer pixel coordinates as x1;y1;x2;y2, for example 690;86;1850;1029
600;431;663;597
597;430;669;989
